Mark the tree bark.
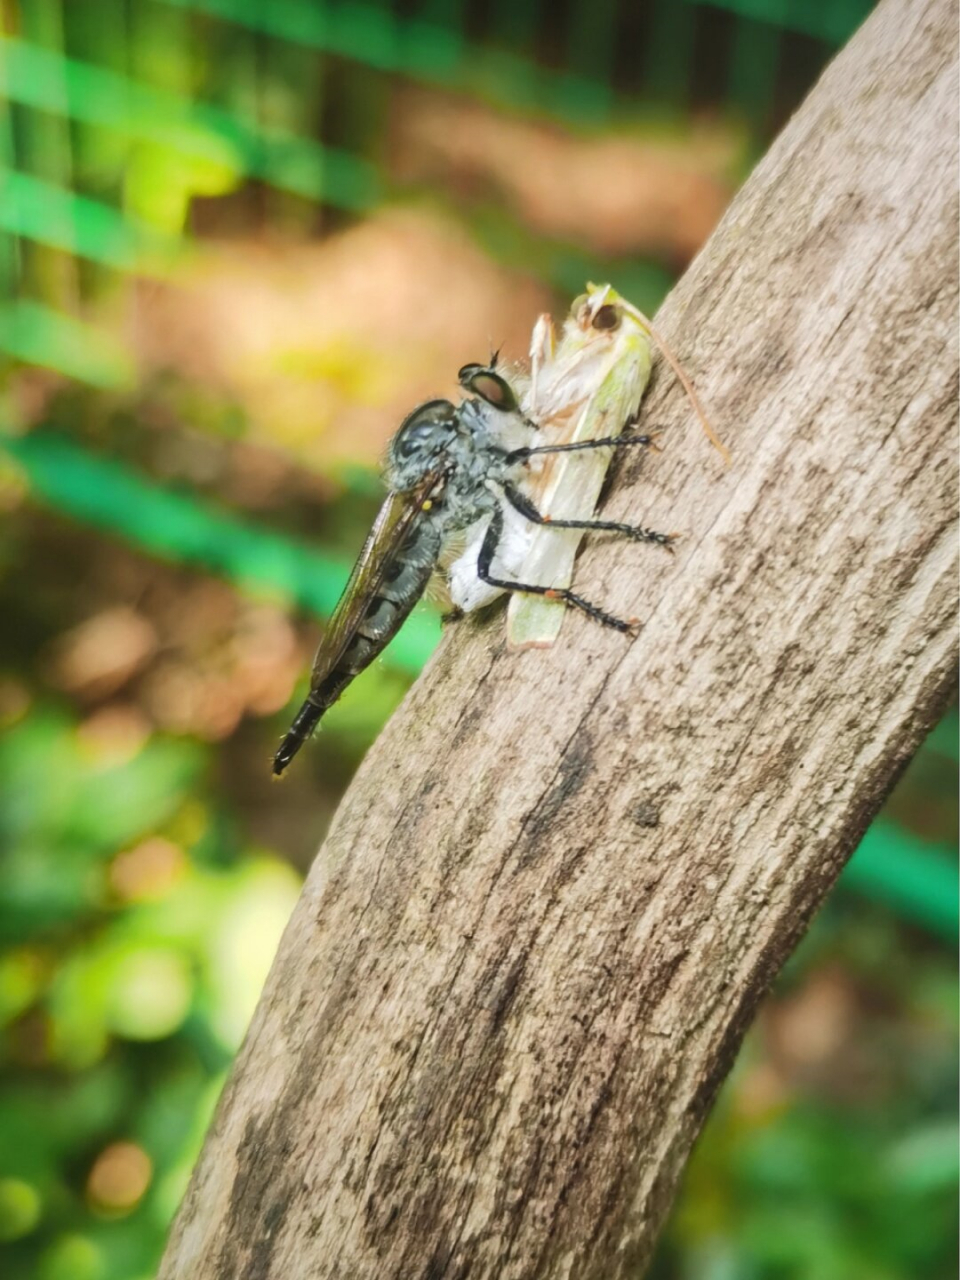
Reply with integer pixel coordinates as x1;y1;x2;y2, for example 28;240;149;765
160;0;958;1276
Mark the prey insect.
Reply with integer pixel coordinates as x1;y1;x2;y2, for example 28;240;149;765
273;346;674;776
471;282;728;649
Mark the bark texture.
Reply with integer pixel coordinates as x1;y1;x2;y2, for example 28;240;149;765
160;1;958;1276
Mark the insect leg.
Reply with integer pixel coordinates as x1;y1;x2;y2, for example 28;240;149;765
477;504;636;634
529;312;556;415
502;482;675;550
506;433;657;464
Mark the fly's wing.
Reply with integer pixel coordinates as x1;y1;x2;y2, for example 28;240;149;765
309;472;442;690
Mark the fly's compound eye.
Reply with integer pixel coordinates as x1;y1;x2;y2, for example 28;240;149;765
393;399;457;459
458;364;519;413
591;303;621;332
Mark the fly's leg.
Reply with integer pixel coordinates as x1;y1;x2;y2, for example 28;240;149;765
502;482;675;551
477;505;636;634
506;431;659;464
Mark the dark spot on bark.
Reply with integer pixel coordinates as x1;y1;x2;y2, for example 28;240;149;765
365;1193;401;1238
451;705;484;751
641;944;688;1008
372;1152;406;1203
578;1059;618;1153
217;1115;296;1280
243;1195;290;1280
420;1238;470;1280
632;800;661;828
438;803;491;881
488;949;528;1034
523;736;595;851
548;841;589;896
632;783;680;833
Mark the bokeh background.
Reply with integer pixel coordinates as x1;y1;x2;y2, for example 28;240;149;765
0;2;956;1278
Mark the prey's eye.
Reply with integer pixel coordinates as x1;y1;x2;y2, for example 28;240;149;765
458;364;519;412
592;303;620;331
394;399;456;459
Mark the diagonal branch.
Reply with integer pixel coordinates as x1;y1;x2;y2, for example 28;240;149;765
159;0;959;1276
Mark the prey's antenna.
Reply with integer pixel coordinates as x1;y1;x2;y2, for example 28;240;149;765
619;299;730;465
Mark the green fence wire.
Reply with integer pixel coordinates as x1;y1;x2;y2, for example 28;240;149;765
0;35;382;213
0;429;442;675
0;0;877;382
0;302;132;388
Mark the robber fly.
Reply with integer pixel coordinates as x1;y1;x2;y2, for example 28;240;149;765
273;347;673;776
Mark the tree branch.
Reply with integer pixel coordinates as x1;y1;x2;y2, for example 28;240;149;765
160;0;958;1275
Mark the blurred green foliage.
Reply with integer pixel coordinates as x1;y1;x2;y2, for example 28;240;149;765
654;893;959;1280
0;704;300;1280
0;1;956;1278
1;431;440;673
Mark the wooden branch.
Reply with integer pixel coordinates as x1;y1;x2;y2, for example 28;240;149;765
160;1;958;1276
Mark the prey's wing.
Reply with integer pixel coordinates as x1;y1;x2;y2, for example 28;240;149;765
310;472;443;689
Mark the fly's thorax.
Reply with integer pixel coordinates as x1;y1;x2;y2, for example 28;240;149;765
437;406;521;535
437;470;498;536
457;391;534;456
384;387;533;537
385;398;459;490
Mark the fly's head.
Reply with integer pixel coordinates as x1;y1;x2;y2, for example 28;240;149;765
386;399;459;489
458;360;537;463
457;361;521;414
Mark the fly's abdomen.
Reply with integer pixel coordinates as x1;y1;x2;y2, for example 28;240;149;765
273;520;440;775
346;520;441;665
272;673;349;776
